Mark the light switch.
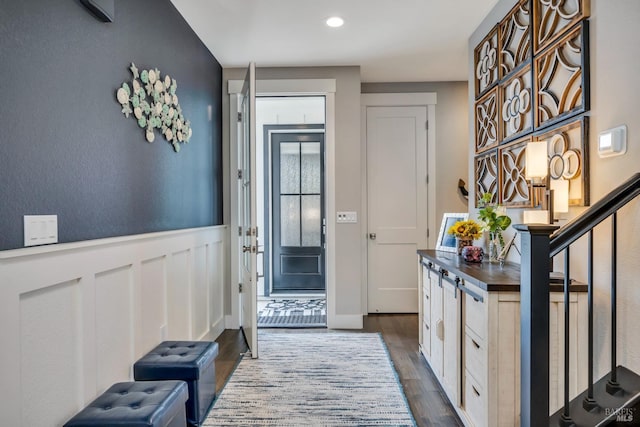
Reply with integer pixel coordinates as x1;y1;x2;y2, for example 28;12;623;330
24;215;58;247
337;211;357;223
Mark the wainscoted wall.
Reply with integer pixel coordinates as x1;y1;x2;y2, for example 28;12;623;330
0;226;227;427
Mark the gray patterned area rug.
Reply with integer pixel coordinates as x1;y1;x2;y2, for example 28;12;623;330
258;298;326;328
205;332;416;426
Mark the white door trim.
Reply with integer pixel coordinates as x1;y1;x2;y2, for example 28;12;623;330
360;92;437;314
229;79;338;328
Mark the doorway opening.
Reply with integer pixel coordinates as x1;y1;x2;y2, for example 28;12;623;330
256;96;327;328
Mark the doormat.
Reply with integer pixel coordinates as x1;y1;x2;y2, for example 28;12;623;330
258;298;326;328
205;332;416;426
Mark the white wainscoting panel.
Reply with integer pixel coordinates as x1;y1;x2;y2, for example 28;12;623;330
20;279;82;427
95;266;135;392
193;245;209;339
0;226;227;427
168;250;192;339
140;256;168;353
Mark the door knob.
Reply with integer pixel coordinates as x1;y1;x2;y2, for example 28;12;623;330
369;233;377;240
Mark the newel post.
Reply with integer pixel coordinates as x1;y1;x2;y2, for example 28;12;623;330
514;224;558;427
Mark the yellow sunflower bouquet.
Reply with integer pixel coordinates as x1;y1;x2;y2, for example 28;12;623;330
447;219;482;240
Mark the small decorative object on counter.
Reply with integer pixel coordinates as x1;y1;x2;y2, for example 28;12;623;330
447;219;482;255
477;192;512;262
456;238;474;255
461;246;484;263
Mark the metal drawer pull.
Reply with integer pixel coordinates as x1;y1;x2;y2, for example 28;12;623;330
425;324;429;330
472;339;480;349
472;385;481;397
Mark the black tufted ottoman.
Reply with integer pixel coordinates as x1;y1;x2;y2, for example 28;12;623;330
134;341;218;427
64;380;188;427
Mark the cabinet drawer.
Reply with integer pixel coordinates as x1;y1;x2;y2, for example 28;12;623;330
464;328;486;388
465;291;487;340
464;369;486;427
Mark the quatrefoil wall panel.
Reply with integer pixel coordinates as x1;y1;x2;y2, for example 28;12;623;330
475;87;499;153
500;0;531;79
533;117;589;206
533;0;590;54
475;150;499;208
498;137;533;207
534;23;588;130
500;65;533;143
474;27;500;99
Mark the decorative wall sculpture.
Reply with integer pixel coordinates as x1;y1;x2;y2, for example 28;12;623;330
116;63;192;152
475;87;499;153
534;23;589;130
474;27;500;98
533;117;589;206
500;65;533;142
498;137;533;207
475;150;499;207
533;0;590;54
472;0;590;207
500;0;531;79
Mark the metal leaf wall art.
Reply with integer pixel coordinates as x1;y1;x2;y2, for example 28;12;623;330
116;63;193;152
500;0;531;78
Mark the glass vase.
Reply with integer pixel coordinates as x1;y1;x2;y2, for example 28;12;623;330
456;237;473;255
487;232;502;263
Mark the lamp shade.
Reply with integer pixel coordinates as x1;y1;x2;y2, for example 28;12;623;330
526;141;548;179
551;179;569;213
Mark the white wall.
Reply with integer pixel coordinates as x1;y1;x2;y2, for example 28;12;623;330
0;226;227;426
469;0;640;383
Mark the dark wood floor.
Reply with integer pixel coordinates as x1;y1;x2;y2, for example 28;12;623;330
213;314;463;427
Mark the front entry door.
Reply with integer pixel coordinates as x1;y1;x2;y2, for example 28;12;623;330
367;106;428;313
271;133;326;293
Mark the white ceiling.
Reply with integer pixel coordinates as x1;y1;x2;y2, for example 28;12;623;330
169;0;499;83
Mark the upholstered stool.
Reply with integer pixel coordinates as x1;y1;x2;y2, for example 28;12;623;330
134;341;219;427
64;380;188;427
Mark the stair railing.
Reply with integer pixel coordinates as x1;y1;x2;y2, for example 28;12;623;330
515;172;640;427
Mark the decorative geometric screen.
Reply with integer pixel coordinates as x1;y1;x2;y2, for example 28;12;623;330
472;0;590;207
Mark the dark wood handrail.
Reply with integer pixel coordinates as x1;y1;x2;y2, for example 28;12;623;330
550;173;640;257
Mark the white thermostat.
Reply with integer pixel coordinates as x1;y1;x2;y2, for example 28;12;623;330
598;125;627;158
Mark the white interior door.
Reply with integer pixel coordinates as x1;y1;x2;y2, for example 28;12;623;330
367;106;428;313
239;63;258;357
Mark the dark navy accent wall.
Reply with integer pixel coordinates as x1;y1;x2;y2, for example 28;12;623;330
0;0;223;250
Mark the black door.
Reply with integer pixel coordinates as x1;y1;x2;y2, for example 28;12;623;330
271;133;325;293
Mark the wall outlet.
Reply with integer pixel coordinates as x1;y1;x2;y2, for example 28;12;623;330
24;215;58;247
337;211;357;223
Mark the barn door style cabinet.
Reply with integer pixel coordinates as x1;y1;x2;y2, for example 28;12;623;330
417;250;588;427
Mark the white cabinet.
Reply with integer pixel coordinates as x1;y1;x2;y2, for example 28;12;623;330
418;252;587;427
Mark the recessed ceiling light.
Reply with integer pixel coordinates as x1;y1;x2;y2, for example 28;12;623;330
326;16;344;28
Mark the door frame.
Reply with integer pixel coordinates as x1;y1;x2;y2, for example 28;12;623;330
262;124;325;297
360;93;437;314
229;79;336;328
